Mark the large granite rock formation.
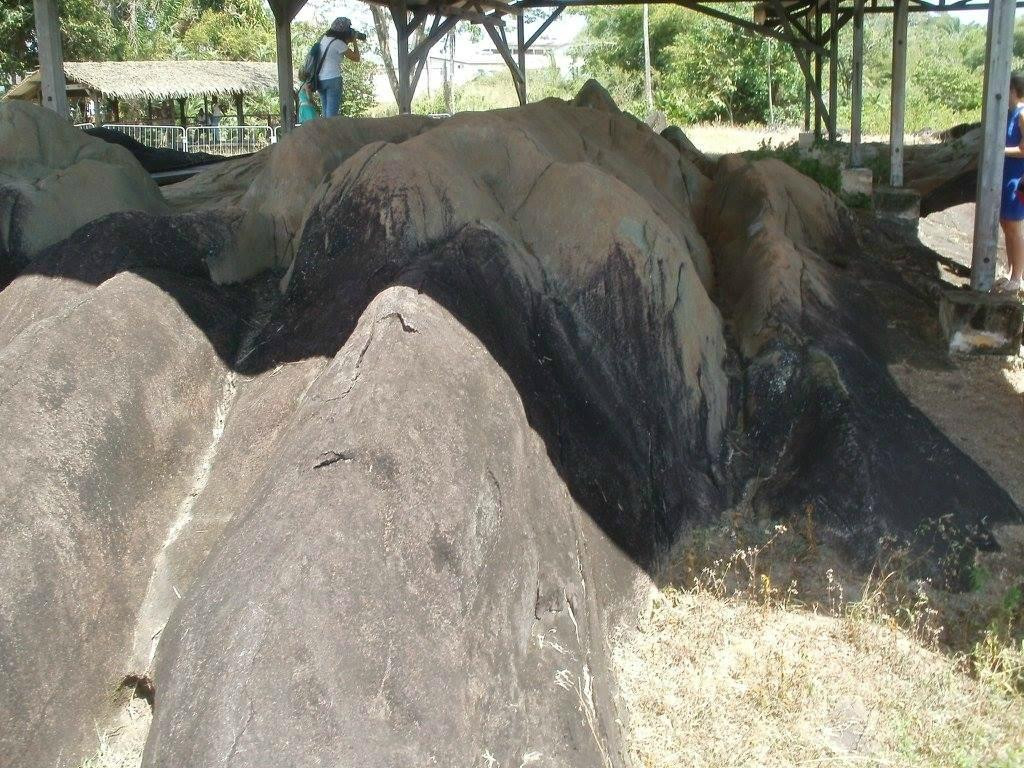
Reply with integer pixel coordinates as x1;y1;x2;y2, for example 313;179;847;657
0;102;167;285
0;94;1017;768
0;265;240;768
706;155;1018;562
144;98;727;767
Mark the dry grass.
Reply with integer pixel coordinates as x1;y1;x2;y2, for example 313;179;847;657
614;517;1024;768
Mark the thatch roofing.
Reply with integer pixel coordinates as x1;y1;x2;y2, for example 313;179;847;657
3;60;291;102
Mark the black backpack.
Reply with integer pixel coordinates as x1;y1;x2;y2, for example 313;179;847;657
298;38;337;90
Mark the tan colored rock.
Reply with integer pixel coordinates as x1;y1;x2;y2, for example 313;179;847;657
161;151;269;212
0;102;167;282
573;78;622;113
705;155;847;357
174;115;437;283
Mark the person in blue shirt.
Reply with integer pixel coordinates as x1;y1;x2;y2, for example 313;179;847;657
997;72;1024;295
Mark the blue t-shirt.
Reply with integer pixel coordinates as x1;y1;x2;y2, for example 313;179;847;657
1005;105;1024;182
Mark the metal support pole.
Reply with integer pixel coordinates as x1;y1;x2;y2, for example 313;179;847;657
828;0;838;141
850;0;865;166
803;9;812;131
275;18;295;133
804;80;811;131
643;3;653;112
971;0;1016;292
32;0;69;118
814;8;823;139
517;13;528;104
889;0;908;187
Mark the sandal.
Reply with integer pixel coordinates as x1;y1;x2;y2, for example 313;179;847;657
993;279;1022;296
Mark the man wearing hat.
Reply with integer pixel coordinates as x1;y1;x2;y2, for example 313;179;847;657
316;17;361;117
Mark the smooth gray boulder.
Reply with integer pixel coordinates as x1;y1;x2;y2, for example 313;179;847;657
144;287;632;767
0;269;239;768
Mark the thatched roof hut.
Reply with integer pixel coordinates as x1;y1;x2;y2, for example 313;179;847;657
3;60;291;103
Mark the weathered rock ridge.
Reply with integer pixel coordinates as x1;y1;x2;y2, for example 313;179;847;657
0;93;1018;768
0;101;167;285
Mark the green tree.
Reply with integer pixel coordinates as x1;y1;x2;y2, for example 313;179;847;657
573;4;803;125
1;0;120;88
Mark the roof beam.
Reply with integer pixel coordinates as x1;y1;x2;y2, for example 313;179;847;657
767;0;831;128
674;0;827;54
525;5;563;48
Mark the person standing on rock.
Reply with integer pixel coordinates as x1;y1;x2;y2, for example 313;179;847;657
997;72;1024;296
316;17;361;118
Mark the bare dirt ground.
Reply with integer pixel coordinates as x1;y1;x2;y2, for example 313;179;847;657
684;123;939;157
890;203;1024;509
685;124;800;155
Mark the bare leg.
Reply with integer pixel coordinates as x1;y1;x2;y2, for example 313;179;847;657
999;218;1024;283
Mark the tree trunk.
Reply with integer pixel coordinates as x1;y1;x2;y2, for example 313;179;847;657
444;29;454;114
371;6;401;104
371;4;430;110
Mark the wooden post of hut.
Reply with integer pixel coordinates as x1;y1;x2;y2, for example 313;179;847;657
112;98;120;123
234;93;245;126
32;0;69;118
178;98;187;128
147;98;154;123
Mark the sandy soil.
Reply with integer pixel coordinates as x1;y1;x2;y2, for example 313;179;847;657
887;205;1024;509
684;124;939;158
685;124;800;156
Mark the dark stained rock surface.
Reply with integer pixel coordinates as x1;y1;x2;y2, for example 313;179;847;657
706;155;1019;570
83;125;227;173
0;91;1019;768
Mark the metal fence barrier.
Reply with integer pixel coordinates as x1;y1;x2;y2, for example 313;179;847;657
185;125;274;156
100;124;188;151
88;124;275;156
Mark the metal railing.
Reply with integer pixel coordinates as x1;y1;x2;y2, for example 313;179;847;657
185;125;274;156
91;124;274;156
101;124;188;151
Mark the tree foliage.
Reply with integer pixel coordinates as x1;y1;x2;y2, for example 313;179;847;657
573;6;1023;133
0;0;377;118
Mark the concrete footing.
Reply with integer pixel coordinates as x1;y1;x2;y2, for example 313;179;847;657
874;186;920;230
841;167;873;198
939;288;1024;355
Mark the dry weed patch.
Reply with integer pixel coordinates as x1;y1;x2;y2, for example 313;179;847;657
615;516;1024;768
